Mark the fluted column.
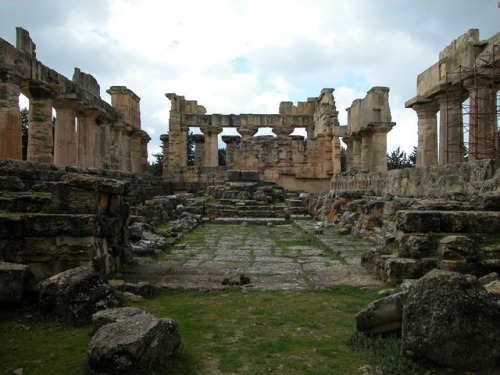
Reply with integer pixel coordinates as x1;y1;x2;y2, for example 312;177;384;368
191;134;205;167
130;130;143;173
342;137;353;171
77;108;101;168
369;125;392;172
0;75;22;159
222;135;241;169
331;136;342;174
53;98;81;166
411;101;439;167
23;82;58;164
467;85;497;160
95;117;111;169
201;126;222;167
438;90;466;164
360;130;372;171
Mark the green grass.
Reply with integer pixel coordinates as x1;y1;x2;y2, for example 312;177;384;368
0;287;455;375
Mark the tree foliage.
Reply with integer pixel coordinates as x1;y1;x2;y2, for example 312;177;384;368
387;146;416;170
21;107;29;160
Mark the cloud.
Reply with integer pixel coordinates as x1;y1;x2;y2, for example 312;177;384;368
1;0;498;159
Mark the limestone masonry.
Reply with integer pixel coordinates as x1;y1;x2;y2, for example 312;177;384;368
0;28;150;173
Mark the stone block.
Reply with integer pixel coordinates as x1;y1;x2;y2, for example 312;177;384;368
0;262;32;305
402;270;500;372
356;292;407;334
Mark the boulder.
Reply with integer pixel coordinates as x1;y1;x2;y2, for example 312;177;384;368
356;292;406;335
88;313;181;374
402;269;500;372
0;262;33;305
92;307;146;331
35;266;122;325
115;281;154;297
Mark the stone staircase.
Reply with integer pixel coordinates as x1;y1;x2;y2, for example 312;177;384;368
362;194;500;283
185;181;311;223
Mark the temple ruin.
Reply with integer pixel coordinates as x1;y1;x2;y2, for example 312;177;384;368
406;29;500;167
161;87;395;193
0;28;150;173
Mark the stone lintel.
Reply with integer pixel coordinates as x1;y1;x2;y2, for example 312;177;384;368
180;113;313;128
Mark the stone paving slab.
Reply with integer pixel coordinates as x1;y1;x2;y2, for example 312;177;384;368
124;221;384;290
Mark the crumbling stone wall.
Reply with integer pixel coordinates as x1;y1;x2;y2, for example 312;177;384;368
161;88;394;193
406;29;499;167
0;28;150;172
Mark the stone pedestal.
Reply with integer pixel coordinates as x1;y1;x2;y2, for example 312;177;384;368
0;77;22;159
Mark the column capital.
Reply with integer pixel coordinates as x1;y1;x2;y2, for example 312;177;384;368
272;126;294;138
191;134;205;143
200;125;222;136
21;80;59;100
222;135;241;146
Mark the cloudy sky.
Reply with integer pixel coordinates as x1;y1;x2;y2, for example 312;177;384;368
1;0;498;159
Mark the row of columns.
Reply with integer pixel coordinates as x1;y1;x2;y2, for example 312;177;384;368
409;83;497;167
0;77;149;172
343;125;392;172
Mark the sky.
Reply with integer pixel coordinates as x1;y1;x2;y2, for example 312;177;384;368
1;0;499;160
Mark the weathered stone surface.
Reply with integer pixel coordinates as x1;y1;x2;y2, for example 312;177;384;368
35;266;122;325
0;176;25;191
115;281;154;297
356;292;406;334
88;313;181;374
0;262;32;305
92;306;146;331
402;269;500;372
437;235;477;260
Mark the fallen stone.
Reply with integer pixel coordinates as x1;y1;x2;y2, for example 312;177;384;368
478;272;499;285
402;269;500;372
0;176;25;191
35;266;122;325
121;291;143;302
484;280;500;295
92;307;146;331
115;281;154;297
0;262;32;305
356;292;406;335
88;313;181;374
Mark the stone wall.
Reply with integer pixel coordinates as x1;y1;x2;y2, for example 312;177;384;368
0;158;169;204
331;159;499;198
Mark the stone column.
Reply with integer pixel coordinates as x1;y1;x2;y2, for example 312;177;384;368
222;135;241;169
130;130;143;173
0;75;22;159
95;117;111;170
369;125;392;172
438;90;466;164
140;132;151;172
121;126;132;172
360;130;372;171
191;134;205;167
411;101;439;167
236;126;258;142
110;122;124;170
76;108;101;168
52;98;81;166
23;82;58;164
160;134;169;177
201;126;222;167
331;136;342;174
468;85;497;160
351;134;362;170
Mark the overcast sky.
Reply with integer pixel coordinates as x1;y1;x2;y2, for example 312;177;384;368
1;0;498;159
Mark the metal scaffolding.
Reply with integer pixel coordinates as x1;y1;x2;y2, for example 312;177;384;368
446;44;499;161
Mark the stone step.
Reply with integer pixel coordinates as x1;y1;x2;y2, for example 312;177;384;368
286;199;305;207
290;214;313;220
203;217;287;225
396;210;500;234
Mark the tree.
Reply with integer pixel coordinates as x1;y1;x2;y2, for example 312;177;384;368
20;107;29;160
340;146;347;172
218;148;226;166
147;152;163;176
387;146;416;170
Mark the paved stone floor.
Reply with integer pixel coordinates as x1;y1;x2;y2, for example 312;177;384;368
123;221;383;290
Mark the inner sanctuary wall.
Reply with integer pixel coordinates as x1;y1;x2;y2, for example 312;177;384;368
0;28;150;173
162;87;394;193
